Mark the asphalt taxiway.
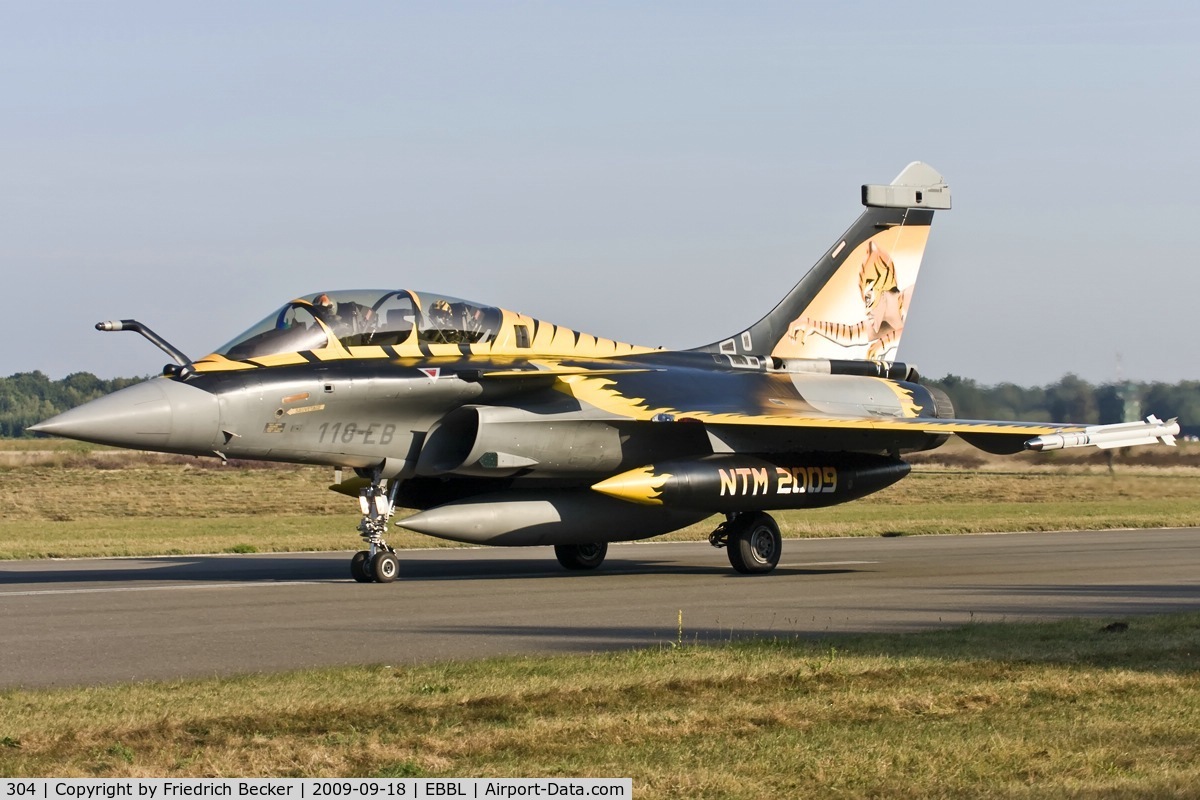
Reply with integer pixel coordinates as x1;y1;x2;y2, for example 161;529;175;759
2;528;1198;688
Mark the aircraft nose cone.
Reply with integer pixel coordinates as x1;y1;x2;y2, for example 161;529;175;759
28;378;220;454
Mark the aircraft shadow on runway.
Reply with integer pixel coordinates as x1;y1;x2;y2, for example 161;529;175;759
0;555;343;585
393;557;861;582
0;553;863;585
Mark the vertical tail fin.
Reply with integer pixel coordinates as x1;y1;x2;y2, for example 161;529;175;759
692;162;950;363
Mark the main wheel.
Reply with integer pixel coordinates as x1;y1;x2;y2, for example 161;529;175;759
727;513;782;575
555;542;608;571
371;551;400;583
350;550;373;583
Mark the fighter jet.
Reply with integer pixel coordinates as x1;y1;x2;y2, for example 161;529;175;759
30;163;1179;582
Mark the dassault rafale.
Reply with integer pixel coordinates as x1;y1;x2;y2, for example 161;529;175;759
31;163;1180;582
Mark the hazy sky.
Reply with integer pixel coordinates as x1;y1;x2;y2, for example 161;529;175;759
4;1;1197;385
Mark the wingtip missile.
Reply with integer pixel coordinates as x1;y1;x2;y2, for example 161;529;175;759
1024;416;1180;452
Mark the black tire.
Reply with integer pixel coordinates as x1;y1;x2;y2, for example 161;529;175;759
727;513;781;575
371;551;400;583
350;550;372;583
555;542;608;571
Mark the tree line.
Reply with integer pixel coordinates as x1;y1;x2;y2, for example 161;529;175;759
2;370;1198;439
1;372;145;438
925;374;1200;436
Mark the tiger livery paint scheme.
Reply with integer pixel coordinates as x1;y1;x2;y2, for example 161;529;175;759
785;240;914;360
30;161;1180;582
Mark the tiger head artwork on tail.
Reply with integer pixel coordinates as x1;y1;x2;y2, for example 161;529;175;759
786;239;912;361
693;161;948;365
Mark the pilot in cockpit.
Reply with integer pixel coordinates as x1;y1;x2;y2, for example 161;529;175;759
313;294;375;341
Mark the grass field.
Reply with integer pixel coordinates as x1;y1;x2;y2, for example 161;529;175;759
1;612;1198;796
4;439;1199;792
2;439;1199;559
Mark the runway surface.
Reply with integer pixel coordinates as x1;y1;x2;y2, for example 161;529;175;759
2;528;1198;688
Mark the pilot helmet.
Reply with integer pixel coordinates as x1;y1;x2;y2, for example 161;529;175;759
313;293;338;316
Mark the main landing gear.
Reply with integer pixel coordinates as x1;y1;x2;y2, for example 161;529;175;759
554;542;608;571
709;511;782;574
350;476;401;584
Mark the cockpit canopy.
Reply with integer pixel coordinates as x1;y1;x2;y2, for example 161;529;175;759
216;290;503;361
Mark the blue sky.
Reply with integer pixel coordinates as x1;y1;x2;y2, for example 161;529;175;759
3;1;1197;384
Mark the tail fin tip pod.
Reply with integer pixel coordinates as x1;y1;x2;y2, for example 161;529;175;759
693;162;951;363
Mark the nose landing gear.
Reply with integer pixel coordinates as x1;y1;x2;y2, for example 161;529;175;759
351;476;401;583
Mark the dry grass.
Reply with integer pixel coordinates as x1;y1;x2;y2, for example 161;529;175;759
1;612;1198;796
5;438;1199;794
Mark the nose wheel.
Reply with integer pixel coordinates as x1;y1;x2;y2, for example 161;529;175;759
350;550;372;583
350;475;401;583
351;549;399;583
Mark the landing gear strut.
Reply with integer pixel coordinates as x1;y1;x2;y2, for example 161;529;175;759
351;475;401;583
709;511;782;575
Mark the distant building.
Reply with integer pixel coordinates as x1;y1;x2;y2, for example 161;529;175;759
1118;381;1142;423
